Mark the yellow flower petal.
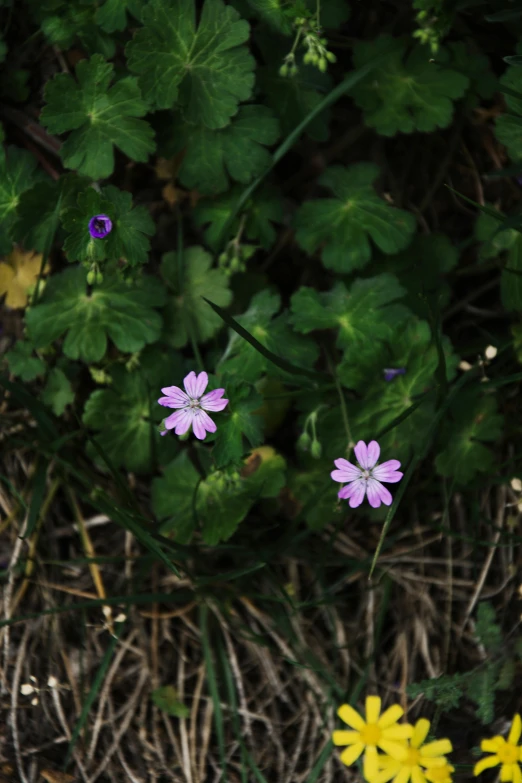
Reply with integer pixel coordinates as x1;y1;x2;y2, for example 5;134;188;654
421;758;448;769
394;766;413;783
500;764;514;782
379;740;409;760
420;740;452;758
340;742;365;767
364;746;380;780
373;766;402;783
508;715;522;746
366;696;382;725
383;724;414;741
513;763;522;783
379;705;404;729
481;739;503;753
338;703;366;731
332;730;360;746
474;755;500;776
412;765;428;783
412;720;431;749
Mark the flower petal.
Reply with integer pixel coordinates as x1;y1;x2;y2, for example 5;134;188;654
373;765;402;783
412;765;428;783
192;409;216;440
164;409;193;435
339;742;365;767
412;719;431;749
332;730;360;746
421;740;452;759
474;756;500;776
378;705;404;729
383;724;413;741
364;746;380;780
379;740;409;761
184;371;208;399
159;386;190;407
200;389;229;412
422;758;448;770
367;441;380;468
508;715;522;746
367;478;392;507
366;696;382;724
393;765;413;783
340;478;367;507
500;764;515;782
513;763;522;783
337;703;366;731
332;458;362;482
481;739;502;753
354;440;370;469
372;460;403;483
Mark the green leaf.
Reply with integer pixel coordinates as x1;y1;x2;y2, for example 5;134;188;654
193;186;284;251
294;163;416;272
0;146;43;254
474;603;502;654
219;289;319;384
434;390;503;484
290;274;409;350
151;685;190;718
4;340;45;381
41;368;74;415
26;266;166;363
501;232;522;311
13;175;89;255
372;233;459;316
41;4;116;58
212;384;264;468
152;446;285;543
161;106;279;195
40;54;156;179
350;35;469;136
83;347;181;473
95;0;139;31
62;185;155;266
161;246;232;348
126;0;255;126
474;203;518;260
441;42;497;102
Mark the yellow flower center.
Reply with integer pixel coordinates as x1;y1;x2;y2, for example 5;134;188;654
498;744;519;764
361;724;381;745
404;748;421;765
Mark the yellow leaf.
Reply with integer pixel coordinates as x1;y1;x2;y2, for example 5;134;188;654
0;248;49;309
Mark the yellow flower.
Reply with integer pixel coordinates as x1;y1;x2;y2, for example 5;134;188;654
370;719;453;783
474;714;522;783
332;696;413;780
0;248;48;309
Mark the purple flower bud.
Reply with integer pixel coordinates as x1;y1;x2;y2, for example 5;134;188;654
88;215;112;239
383;367;406;382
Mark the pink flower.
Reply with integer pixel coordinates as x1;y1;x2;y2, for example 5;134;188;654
331;440;403;509
158;371;228;440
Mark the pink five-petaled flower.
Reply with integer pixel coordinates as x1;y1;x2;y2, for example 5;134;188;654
158;371;228;441
331;440;403;509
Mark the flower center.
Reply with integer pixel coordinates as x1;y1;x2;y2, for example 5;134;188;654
360;724;381;745
498;744;518;764
362;469;371;481
189;399;200;409
405;748;420;766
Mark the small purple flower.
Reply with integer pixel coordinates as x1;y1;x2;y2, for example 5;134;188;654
331;440;403;509
383;367;406;382
158;371;228;440
88;214;112;239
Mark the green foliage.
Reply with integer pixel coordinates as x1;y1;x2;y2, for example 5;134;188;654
37;1;116;57
290;274;410;350
211;383;265;468
294;164;416;272
0;147;43;254
161;246;232;348
62;185;155;266
349;35;469;136
160;106;279;195
434;389;504;483
152;445;285;543
151;686;190;718
42;368;74;415
126;0;255;126
219;289;319;384
496;55;522;161
26;266;166;363
501;233;522;312
82;348;180;473
4;340;45;381
41;54;155;179
193;186;284;251
474;204;517;261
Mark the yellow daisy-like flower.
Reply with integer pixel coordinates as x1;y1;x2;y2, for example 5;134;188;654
370;719;453;783
332;696;413;780
474;714;522;783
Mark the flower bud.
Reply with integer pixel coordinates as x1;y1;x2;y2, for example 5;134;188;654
310;440;322;458
297;431;311;450
318;56;327;72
